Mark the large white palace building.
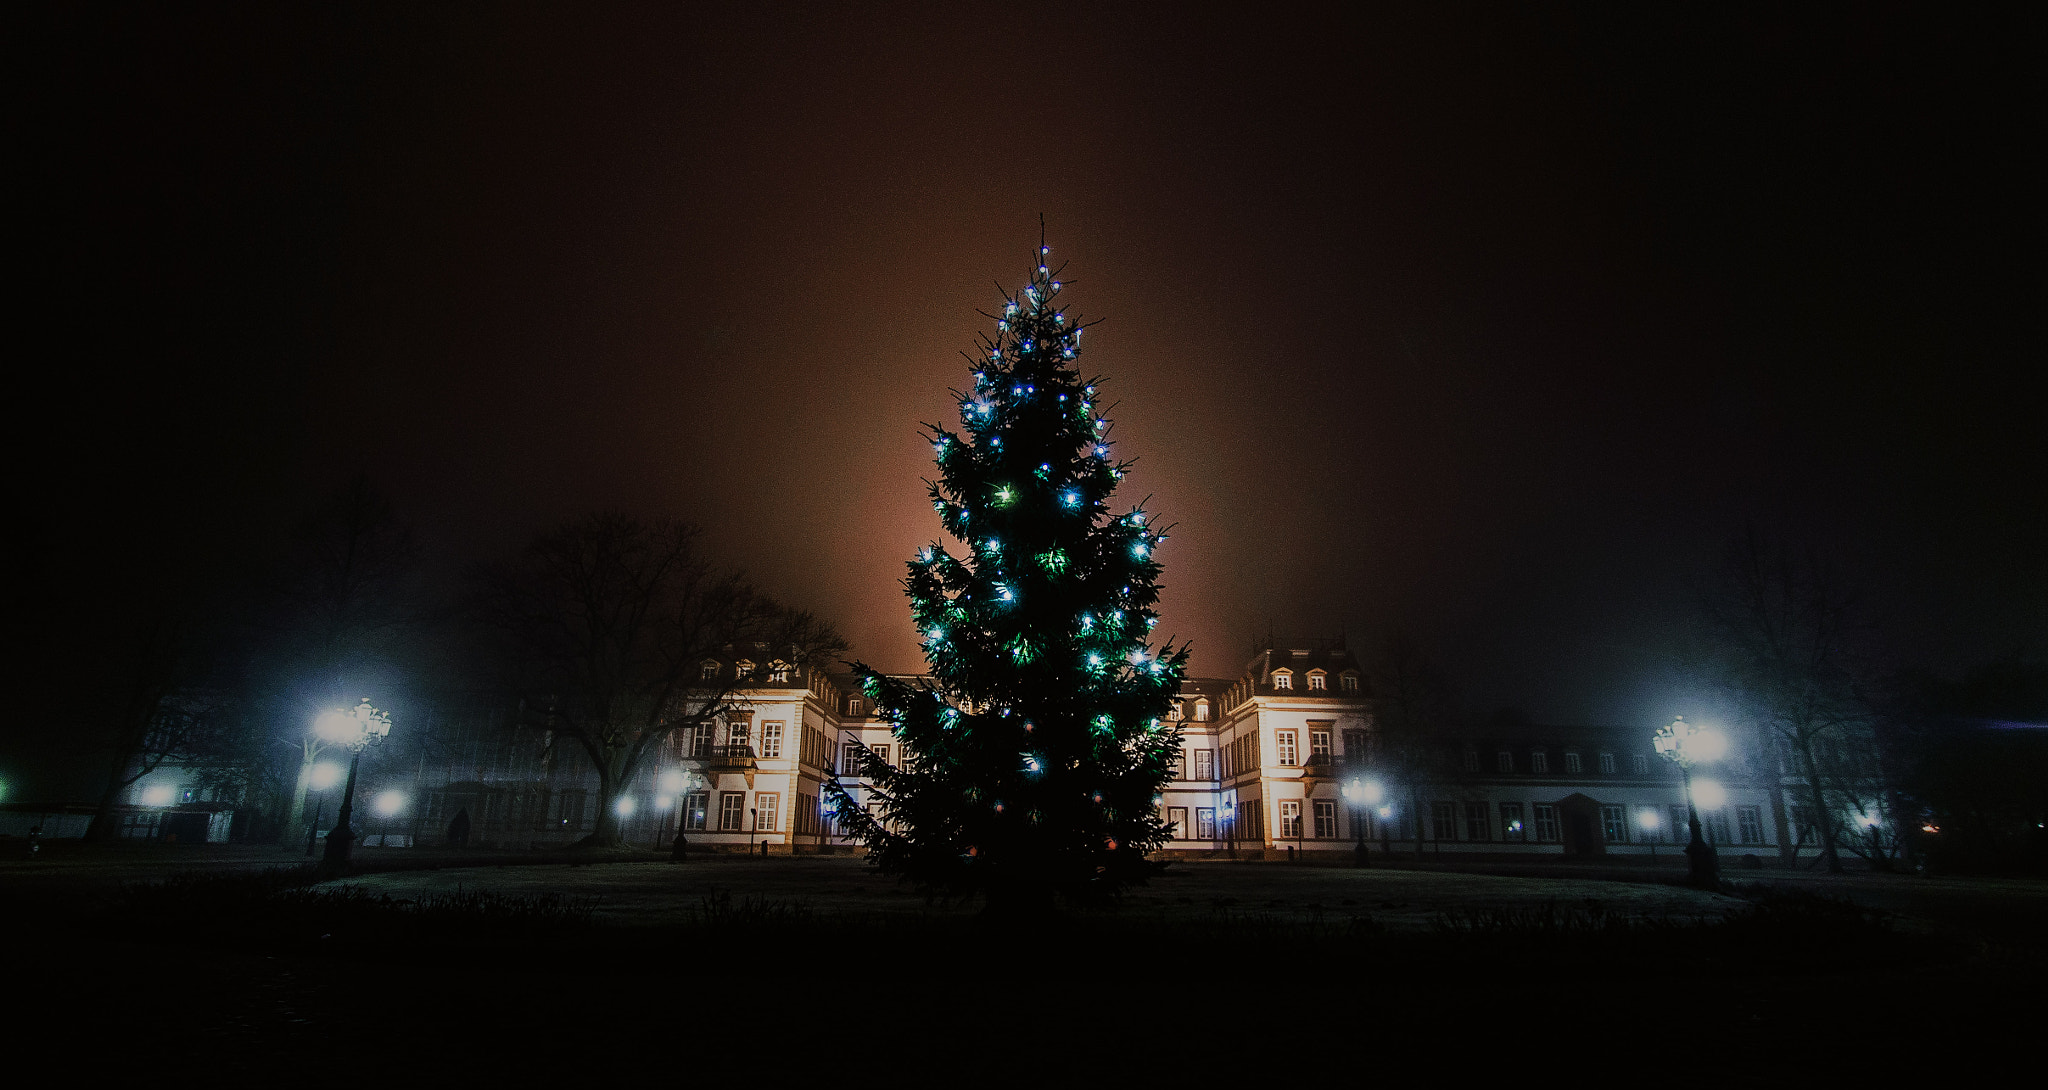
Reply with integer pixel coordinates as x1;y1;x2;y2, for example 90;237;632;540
157;637;1823;864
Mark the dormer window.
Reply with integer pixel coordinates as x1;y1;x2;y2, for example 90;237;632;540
1272;670;1293;691
1194;699;1209;722
734;660;754;680
1169;700;1184;721
1340;672;1360;693
1564;752;1582;774
848;697;865;717
768;661;790;683
700;660;720;681
1307;670;1327;691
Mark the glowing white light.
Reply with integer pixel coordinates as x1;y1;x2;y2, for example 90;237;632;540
654;793;674;809
1088;654;1103;666
374;790;407;817
308;762;344;790
1690;778;1728;810
313;710;357;744
659;770;688;794
616;796;637;818
1132;543;1148;558
1378;805;1394;819
141;785;176;806
1062;491;1079;506
1638;809;1661;830
1691;728;1729;763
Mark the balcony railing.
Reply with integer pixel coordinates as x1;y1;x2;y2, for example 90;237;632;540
700;745;758;768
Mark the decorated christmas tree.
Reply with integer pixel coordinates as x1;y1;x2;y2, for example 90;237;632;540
828;238;1189;909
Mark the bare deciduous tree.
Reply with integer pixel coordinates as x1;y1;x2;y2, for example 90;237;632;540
1698;530;1889;873
469;513;846;847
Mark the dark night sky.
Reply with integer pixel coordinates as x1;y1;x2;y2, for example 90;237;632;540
14;4;2045;728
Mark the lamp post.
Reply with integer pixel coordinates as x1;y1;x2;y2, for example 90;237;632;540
1344;778;1384;868
316;699;393;874
1653;715;1726;889
1377;804;1393;856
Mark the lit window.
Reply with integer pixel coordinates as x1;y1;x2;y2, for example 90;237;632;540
1564;752;1582;774
1598;752;1616;774
1280;800;1303;839
734;660;754;680
1168;700;1184;721
1168;806;1188;839
1194;700;1209;722
1272;671;1293;691
1737;806;1765;845
1307;671;1326;691
1600;804;1627;843
769;662;790;683
727;720;751;754
1275;730;1298;766
1464;802;1490;841
1196;807;1217;839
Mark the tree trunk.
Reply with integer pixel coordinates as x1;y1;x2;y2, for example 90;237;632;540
280;745;314;848
1797;736;1844;873
81;753;133;843
587;765;621;846
1412;786;1425;863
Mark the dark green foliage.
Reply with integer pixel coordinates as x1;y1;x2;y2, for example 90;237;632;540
828;244;1189;904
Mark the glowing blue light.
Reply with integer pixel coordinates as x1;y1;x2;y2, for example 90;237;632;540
997;584;1014;601
1062;491;1079;507
1039;266;1049;275
1132;543;1148;558
1041;246;1050;254
1095;445;1108;456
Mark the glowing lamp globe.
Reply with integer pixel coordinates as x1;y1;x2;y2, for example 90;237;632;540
309;762;344;790
659;770;688;794
141;785;175;806
374;790;407;816
1638;809;1661;831
1691;728;1729;764
615;796;637;818
1690;778;1728;810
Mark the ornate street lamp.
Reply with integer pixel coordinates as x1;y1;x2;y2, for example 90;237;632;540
1343;777;1384;867
315;699;393;874
1653;715;1727;889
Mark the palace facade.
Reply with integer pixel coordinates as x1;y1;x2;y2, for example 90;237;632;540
105;638;1835;862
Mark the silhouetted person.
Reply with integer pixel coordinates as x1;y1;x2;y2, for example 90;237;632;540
447;808;471;848
669;832;688;863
